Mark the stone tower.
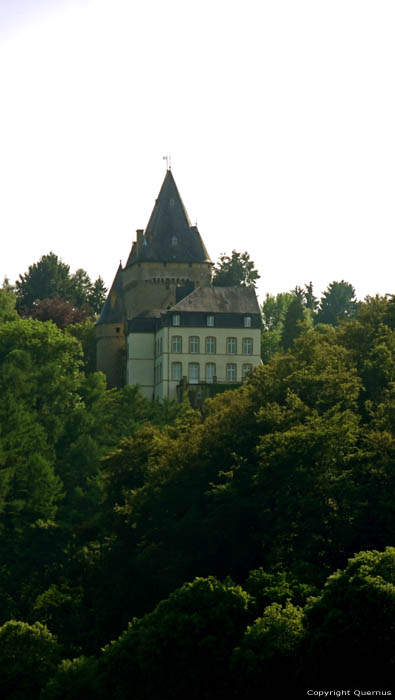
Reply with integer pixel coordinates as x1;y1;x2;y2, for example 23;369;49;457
96;169;214;387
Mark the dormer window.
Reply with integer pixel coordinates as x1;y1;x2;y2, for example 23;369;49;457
244;316;252;327
171;235;178;247
206;315;215;327
172;314;180;326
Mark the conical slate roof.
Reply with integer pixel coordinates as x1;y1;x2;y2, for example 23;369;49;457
96;263;125;325
127;170;212;265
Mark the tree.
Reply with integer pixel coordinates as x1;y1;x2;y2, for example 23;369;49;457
232;602;304;698
87;276;107;314
212;250;260;288
302;547;395;686
0;620;60;700
303;281;318;314
261;292;294;332
29;297;91;328
0;282;18;323
15;253;74;310
281;294;307;350
41;656;102;700
15;253;106;317
100;576;251;700
316;280;357;326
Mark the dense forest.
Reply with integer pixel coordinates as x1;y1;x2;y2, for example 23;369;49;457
0;254;394;699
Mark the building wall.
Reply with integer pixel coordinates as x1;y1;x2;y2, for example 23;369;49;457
127;331;155;400
127;325;261;401
122;261;212;319
96;322;125;388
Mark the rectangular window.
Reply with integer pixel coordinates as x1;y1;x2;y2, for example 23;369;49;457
226;363;237;382
171;336;182;353
172;314;180;326
189;336;200;353
242;363;252;380
244;316;252;327
226;337;237;354
188;363;199;384
205;336;216;354
172;362;182;381
206;363;216;383
242;338;253;355
207;315;215;327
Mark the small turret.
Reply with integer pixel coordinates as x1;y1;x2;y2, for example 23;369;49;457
95;263;126;388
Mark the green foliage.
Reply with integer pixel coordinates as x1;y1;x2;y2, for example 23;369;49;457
0;620;60;700
302;547;395;685
281;295;309;349
100;576;251;700
15;252;106;320
41;656;102;700
244;568;317;613
232;602;304;697
0;283;19;323
66;320;96;374
316;279;357;326
212;250;260;288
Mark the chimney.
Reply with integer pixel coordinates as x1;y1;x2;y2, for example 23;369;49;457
136;229;144;256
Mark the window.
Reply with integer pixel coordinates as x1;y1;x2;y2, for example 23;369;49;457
171;336;182;353
207;315;215;327
188;363;199;384
206;363;216;383
226;337;237;354
205;336;216;354
172;314;180;326
242;338;253;355
189;336;200;353
244;316;252;328
242;363;252;380
172;362;182;381
226;363;237;382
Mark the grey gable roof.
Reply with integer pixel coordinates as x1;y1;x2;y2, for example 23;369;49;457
96;263;125;325
127;170;212;265
169;286;261;315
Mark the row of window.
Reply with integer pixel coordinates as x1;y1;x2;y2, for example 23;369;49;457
165;336;254;355
172;314;252;328
154;362;253;384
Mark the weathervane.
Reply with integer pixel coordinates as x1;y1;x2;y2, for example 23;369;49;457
163;154;172;170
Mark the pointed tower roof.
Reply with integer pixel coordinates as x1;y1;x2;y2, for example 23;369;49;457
126;170;212;265
96;263;125;325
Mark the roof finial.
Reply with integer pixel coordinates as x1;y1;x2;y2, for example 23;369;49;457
162;153;171;171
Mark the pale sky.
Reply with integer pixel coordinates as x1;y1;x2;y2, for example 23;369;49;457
1;0;394;303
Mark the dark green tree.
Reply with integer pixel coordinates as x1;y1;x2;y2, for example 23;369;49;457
316;280;357;326
232;602;304;698
0;286;18;323
304;281;318;314
100;577;251;700
87;276;107;314
281;294;307;350
15;253;106;317
212;250;260;288
0;620;60;700
15;253;74;310
302;547;395;687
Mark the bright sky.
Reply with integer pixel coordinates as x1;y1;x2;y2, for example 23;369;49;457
1;0;394;303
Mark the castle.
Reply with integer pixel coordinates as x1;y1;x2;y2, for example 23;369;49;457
96;169;262;401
